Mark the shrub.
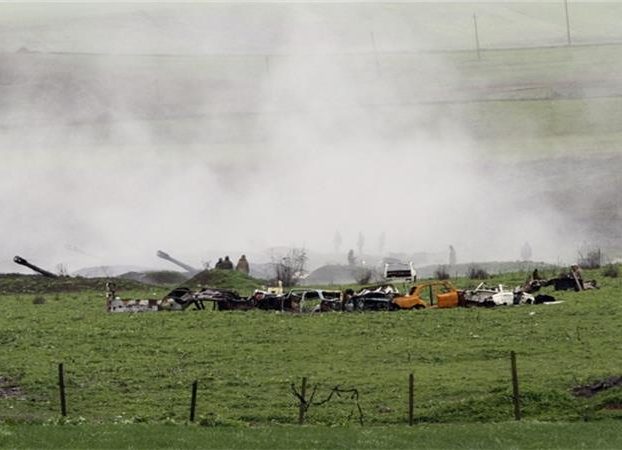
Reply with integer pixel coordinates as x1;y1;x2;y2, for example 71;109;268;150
434;265;450;280
353;267;373;285
467;265;489;280
602;264;619;278
578;248;602;269
32;296;46;305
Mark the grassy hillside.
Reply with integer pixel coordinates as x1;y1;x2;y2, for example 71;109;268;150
1;422;621;449
0;268;619;427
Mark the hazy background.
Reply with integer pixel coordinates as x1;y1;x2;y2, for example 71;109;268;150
1;2;620;274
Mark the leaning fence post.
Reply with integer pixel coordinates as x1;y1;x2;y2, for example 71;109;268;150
510;351;521;420
189;380;198;422
298;377;307;425
408;373;415;426
58;363;67;417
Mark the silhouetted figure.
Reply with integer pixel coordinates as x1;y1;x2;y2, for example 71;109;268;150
531;269;542;281
449;245;456;266
222;256;234;270
236;255;250;275
215;257;224;270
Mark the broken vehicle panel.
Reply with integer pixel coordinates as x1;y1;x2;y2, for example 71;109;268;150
383;262;416;283
291;289;343;312
462;282;540;307
392;280;460;310
345;284;399;311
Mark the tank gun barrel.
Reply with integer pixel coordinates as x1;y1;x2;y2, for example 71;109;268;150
156;250;199;274
13;256;58;278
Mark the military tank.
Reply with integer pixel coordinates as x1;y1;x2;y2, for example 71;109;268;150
156;250;200;275
13;256;58;278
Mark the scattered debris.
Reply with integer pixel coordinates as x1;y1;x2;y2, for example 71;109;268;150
524;264;598;293
572;376;622;398
463;283;535;307
393;281;460;310
0;376;23;399
344;284;396;311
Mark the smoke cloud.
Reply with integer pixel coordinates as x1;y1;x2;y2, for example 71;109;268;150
1;3;615;274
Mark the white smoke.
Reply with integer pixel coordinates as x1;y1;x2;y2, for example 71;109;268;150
1;3;611;274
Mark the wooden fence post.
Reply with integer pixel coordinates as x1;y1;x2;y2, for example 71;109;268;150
510;351;521;420
298;377;307;425
58;363;67;417
408;373;415;426
189;380;198;422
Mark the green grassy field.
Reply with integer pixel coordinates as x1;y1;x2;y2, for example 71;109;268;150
0;269;619;431
1;422;621;449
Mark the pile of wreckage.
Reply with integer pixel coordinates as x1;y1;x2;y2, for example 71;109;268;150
10;255;595;314
106;264;596;313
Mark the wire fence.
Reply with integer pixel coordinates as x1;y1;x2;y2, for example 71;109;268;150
30;351;526;426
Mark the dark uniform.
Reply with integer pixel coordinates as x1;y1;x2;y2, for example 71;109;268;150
222;256;234;270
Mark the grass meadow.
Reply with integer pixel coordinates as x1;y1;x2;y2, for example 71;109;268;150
0;269;619;436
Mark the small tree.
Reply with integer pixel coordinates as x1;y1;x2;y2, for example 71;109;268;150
434;265;450;280
467;264;489;280
353;267;373;285
602;263;619;278
578;248;601;269
274;248;308;287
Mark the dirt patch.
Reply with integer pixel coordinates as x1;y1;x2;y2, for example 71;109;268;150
0;376;23;398
603;403;622;410
572;376;622;398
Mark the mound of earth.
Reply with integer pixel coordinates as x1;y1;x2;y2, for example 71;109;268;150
303;265;364;286
0;273;151;294
117;270;190;285
182;269;265;294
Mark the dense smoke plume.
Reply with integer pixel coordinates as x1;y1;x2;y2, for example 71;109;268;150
0;3;615;274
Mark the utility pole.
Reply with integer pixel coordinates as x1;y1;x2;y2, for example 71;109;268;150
563;0;572;45
473;13;481;60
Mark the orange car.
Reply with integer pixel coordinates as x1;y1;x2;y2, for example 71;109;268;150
392;280;461;310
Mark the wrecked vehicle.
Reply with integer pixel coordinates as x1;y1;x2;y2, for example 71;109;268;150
106;283;249;313
392;280;461;309
462;283;534;307
106;283;202;313
384;261;416;283
523;265;598;293
250;289;300;312
344;284;399;311
289;289;343;312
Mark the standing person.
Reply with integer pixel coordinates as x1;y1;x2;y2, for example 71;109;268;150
222;256;234;270
215;257;224;270
236;255;250;275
